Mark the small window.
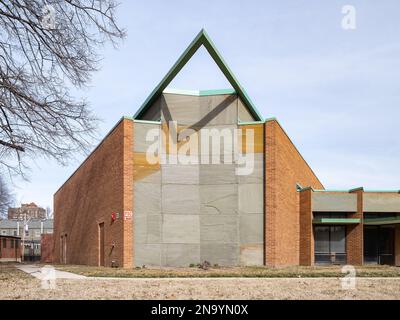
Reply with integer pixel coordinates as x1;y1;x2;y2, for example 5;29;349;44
2;238;6;248
10;239;14;248
13;230;17;236
1;230;7;235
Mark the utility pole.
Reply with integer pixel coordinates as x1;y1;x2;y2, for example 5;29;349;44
21;213;32;263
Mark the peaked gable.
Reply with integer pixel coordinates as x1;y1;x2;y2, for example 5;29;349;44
133;29;263;121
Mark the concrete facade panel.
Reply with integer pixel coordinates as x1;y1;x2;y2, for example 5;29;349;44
239;184;263;214
162;164;199;184
200;184;238;215
200;243;238;266
200;215;238;243
239;214;264;244
162;215;200;244
363;193;400;212
162;244;200;267
312;193;357;212
134;183;161;215
161;185;200;214
240;244;264;266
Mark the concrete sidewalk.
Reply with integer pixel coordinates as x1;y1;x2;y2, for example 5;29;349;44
16;264;87;280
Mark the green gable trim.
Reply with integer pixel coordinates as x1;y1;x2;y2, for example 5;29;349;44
199;89;236;96
162;88;236;96
364;217;400;225
133;119;161;125
238;120;265;125
133;29;263;121
313;218;361;225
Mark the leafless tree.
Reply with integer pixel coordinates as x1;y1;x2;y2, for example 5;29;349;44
0;0;125;176
0;174;14;218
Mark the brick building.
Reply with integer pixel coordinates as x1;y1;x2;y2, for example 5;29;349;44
8;202;46;220
0;219;53;261
54;30;400;268
0;235;21;262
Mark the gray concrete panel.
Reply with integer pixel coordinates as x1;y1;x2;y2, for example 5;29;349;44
364;194;400;212
312;193;357;212
200;243;238;266
238;184;264;214
161;94;201;125
199;164;237;184
161;184;200;214
238;153;264;184
199;95;237;126
134;123;161;153
200;215;238;243
162;244;200;267
162;164;199;184
240;244;263;266
200;184;238;215
134;244;161;267
239;214;264;244
238;98;255;122
147;215;161;243
162;214;200;244
134;183;161;215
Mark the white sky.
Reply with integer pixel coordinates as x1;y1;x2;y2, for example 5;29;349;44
11;0;400;209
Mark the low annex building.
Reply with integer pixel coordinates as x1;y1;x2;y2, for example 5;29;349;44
53;30;400;268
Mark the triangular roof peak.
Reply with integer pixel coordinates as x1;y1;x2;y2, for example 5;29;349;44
133;29;263;121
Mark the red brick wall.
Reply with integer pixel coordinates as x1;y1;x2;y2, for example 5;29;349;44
346;189;363;265
299;189;314;265
41;234;54;263
0;237;21;261
53;118;133;267
265;120;323;266
395;225;400;267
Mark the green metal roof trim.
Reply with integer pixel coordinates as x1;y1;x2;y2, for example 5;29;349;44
313;189;400;193
133;29;263;121
163;88;236;96
364;217;400;225
313;218;361;225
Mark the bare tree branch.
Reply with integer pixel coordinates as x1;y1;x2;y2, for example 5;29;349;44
0;0;125;176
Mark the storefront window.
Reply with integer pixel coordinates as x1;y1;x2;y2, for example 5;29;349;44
314;225;346;264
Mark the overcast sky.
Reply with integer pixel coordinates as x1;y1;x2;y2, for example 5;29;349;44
12;0;400;209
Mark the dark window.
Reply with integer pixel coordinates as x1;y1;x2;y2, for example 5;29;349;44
314;212;347;219
10;239;14;248
3;238;6;248
314;225;346;264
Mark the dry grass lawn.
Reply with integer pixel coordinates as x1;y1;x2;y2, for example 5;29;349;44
2;264;400;300
57;264;400;278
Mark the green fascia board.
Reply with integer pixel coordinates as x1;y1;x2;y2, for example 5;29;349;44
133;29;263;121
364;217;400;225
133;119;161;125
313;218;361;225
163;88;236;96
238;120;265;125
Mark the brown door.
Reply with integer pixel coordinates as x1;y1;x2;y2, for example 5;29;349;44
60;235;64;264
99;223;105;266
63;234;67;264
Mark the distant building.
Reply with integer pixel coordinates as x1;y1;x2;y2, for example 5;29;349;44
0;219;53;261
8;202;47;220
